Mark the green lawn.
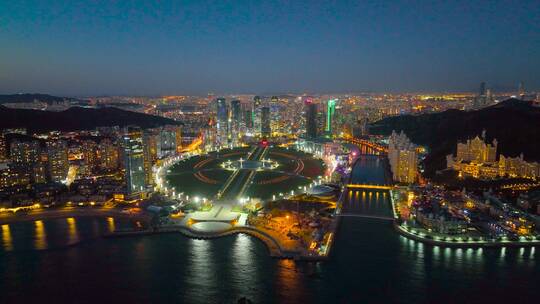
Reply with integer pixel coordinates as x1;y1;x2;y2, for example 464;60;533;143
245;175;311;201
165;146;324;201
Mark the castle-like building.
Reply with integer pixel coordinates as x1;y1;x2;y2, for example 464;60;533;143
446;131;540;179
388;130;418;183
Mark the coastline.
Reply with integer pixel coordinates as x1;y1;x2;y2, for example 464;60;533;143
0;208;152;225
394;221;540;248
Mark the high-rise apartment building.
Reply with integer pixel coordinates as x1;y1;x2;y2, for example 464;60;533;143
143;130;159;185
388;131;417;183
10;139;41;164
81;140;98;176
46;140;69;183
97;138;119;171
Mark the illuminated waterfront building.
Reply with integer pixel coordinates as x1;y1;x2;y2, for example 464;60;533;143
499;154;540;179
305;98;318;139
456;131;497;163
46;140;69;183
122;127;146;194
0;164;30;188
388;131;417;183
447;132;540;179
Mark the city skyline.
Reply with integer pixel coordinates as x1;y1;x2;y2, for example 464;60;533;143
1;2;540;303
1;1;539;96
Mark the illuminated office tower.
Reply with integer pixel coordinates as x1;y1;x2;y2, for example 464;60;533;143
216;97;229;146
231;99;241;144
261;106;271;137
253;96;262;136
305;98;318;139
245;109;253;130
46;140;69;183
326;99;337;134
98;138;119;171
231;100;242;124
122;128;146;194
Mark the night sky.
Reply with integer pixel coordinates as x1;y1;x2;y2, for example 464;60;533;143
1;0;539;96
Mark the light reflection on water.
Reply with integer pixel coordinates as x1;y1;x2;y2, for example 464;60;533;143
66;217;79;244
1;224;12;251
107;217;115;233
34;220;47;250
0;216;538;303
186;239;216;300
275;259;309;302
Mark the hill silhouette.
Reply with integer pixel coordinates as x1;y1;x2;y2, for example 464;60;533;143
0;106;182;133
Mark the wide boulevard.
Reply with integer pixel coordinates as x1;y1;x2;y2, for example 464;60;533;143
218;145;268;202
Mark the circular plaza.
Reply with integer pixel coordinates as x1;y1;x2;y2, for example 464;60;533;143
163;145;325;202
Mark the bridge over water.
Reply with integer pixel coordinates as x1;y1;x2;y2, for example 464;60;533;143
340;154;394;220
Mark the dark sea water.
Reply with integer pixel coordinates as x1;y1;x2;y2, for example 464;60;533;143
0;216;538;304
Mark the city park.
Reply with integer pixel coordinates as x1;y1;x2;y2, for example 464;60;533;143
151;143;340;259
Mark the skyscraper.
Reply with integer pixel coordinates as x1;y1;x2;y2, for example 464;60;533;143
326;99;337;134
261;106;271;137
216;98;229;146
123;127;146;194
479;82;486;96
231;100;241;124
253;96;262;136
305;99;318;139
